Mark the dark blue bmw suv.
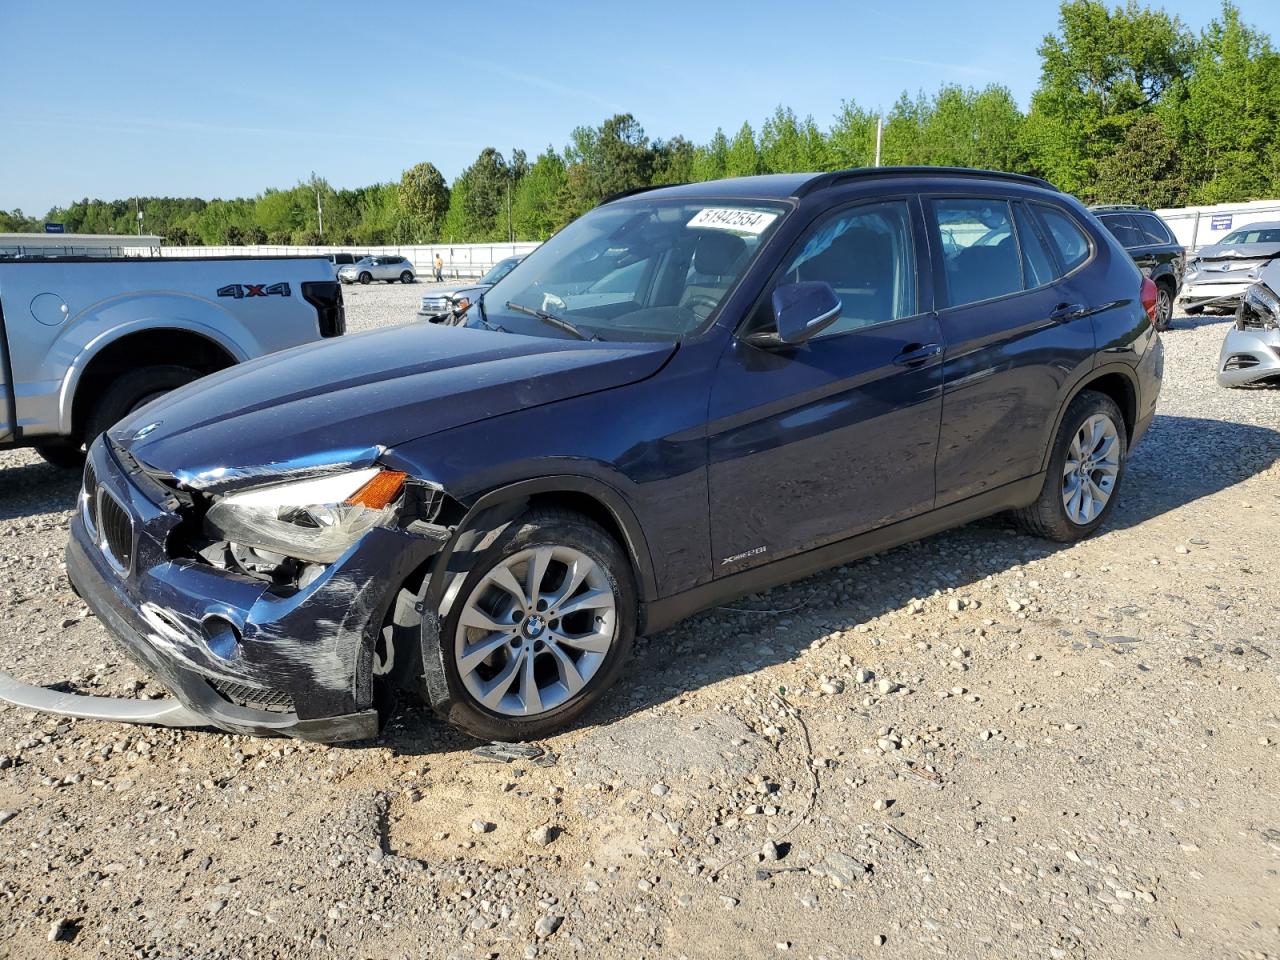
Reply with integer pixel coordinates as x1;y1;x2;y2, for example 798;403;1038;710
14;168;1164;743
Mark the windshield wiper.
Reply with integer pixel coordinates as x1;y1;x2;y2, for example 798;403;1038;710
505;301;599;341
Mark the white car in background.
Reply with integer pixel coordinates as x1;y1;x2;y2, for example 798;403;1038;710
1182;222;1280;314
338;255;417;285
417;256;525;320
1218;259;1280;388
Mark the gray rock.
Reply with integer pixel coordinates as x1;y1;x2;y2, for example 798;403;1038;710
534;914;563;938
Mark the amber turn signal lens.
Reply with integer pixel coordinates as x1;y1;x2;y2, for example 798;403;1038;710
346;470;407;509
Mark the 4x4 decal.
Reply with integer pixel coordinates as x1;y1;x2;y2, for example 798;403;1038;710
217;282;291;299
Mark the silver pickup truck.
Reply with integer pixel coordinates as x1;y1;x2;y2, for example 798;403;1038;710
0;256;344;467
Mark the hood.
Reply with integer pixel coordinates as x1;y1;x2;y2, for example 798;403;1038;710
111;324;674;488
423;282;489;300
1194;242;1280;261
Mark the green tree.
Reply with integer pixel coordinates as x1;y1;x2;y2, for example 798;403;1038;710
724;122;761;177
828;100;878;169
398;161;450;240
691;128;730;181
1092;113;1188;205
512;148;569;240
1024;0;1193;193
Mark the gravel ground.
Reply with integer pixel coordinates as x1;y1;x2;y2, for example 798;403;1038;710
0;286;1277;960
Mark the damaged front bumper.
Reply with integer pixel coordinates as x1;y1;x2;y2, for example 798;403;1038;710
0;439;445;742
1179;280;1253;311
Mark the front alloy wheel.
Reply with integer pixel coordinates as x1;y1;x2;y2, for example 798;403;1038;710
427;509;636;741
455;545;616;716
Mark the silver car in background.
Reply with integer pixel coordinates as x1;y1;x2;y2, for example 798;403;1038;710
1182;221;1280;314
338;255;417;284
417;255;525;320
1218;259;1280;388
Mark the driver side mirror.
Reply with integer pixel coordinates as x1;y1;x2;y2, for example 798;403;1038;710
744;281;842;348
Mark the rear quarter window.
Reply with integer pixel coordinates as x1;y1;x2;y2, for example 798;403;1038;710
1035;205;1092;274
1135;214;1174;245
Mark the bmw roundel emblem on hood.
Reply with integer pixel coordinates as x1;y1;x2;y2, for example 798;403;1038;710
132;421;163;441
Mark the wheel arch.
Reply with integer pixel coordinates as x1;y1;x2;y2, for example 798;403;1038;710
1038;363;1139;473
61;326;241;438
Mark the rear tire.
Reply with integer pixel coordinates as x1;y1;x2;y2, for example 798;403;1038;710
1154;283;1174;331
1014;390;1127;543
425;508;636;742
84;364;203;444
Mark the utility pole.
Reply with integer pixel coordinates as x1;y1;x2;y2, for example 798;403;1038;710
135;198;143;236
506;172;513;243
874;115;883;167
316;188;324;240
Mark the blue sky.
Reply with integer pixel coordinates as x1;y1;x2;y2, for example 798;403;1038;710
3;0;1278;217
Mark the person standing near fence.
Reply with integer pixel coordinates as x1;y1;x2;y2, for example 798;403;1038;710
434;254;443;282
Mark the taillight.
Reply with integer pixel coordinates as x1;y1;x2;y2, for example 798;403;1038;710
302;280;346;338
1140;276;1158;323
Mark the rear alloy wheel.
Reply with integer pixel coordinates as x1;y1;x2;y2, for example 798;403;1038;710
1014;390;1127;542
358;271;372;285
428;510;635;741
1154;284;1173;331
399;271;414;283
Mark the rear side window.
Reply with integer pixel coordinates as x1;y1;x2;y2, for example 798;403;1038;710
1099;214;1145;249
1035;205;1091;274
1013;203;1057;288
779;200;917;337
932;198;1022;307
1134;214;1173;245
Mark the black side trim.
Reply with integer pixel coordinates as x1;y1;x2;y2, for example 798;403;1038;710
639;473;1043;635
796;166;1058;198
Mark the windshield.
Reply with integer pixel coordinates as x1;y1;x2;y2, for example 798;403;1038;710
481;257;521;285
479;198;788;341
1223;227;1280;244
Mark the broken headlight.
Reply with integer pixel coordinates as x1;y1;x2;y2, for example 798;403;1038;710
204;467;407;565
1240;282;1280;330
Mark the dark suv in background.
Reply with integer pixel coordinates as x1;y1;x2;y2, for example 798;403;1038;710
1090;204;1184;330
2;168;1164;745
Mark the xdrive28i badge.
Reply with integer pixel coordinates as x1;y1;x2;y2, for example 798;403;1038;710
217;283;291;298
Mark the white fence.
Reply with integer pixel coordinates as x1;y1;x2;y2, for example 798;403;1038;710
159;242;542;278
1154;199;1280;251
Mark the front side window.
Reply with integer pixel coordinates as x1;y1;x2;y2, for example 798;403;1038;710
775;200;917;337
1035;205;1092;274
483;199;788;341
932;198;1022;308
1222;226;1280;244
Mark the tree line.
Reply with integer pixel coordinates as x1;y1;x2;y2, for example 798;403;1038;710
3;1;1277;246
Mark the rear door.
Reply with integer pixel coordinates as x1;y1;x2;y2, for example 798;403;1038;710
930;196;1097;505
706;197;944;572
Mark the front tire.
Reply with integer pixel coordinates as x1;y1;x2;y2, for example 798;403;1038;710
426;509;636;741
358;271;372;285
34;441;86;470
1014;390;1127;543
400;271;414;283
84;364;203;444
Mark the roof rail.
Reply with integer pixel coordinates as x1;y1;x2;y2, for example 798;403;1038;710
1088;203;1146;212
599;183;685;206
794;166;1058;198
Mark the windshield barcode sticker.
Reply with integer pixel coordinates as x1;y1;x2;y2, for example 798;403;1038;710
688;208;778;235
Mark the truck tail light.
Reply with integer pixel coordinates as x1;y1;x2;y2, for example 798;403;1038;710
1140;276;1159;323
302;281;346;338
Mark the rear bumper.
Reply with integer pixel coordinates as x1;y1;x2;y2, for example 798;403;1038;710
1217;325;1280;388
0;438;445;742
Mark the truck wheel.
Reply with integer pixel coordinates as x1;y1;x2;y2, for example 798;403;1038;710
1184;304;1203;316
1014;390;1127;543
84;365;203;444
34;441;86;470
358;271;372;285
399;271;414;284
425;508;636;742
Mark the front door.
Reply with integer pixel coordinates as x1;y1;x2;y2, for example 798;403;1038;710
706;198;944;574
